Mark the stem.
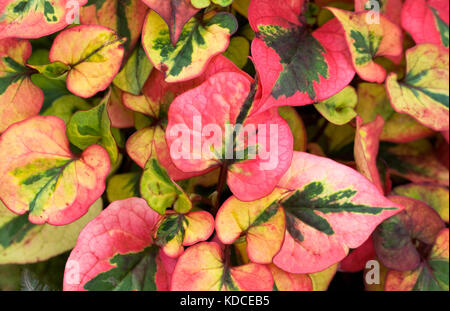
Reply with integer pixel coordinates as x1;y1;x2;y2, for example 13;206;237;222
212;162;228;215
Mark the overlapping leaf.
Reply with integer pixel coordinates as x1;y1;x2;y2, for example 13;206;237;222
49;25;125;98
166;71;293;201
315;86;357;125
386;44;449;131
249;0;355;113
0;116;110;225
0;38;43;133
328;7;402;83
142;9;237;82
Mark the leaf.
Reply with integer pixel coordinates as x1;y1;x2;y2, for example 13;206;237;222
81;0;148;52
385;44;449;131
107;86;134;129
223;36;250;69
216;189;286;264
191;0;233;9
171;242;274;290
232;0;250;18
401;0;449;49
373;195;445;271
165;72;294;201
0;38;43;133
156;211;214;258
0;0;88;40
392;184;449;223
67;89;119;165
356;82;434;143
278;106;307;152
379;140;450;186
63;198;168;291
0;199;102;264
142;10;237;82
106;172;140;203
354;115;385;194
141;0;199;45
249;0;355;112
314;86;357;125
113;45;153;95
273;151;402;273
270;264;313;291
140;158;192;215
49;25;125;98
328;7;402;83
0;116;110;225
125;54;247;180
385;228;449;291
42;95;91;124
339;238;376;273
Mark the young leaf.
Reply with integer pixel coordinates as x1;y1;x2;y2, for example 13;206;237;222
314;86;357;125
63;198;168;291
328;7;402;83
401;0;449;49
0;116;110;225
171;242;274;290
385;228;449;291
373;195;445;271
165;72;294;201
142;10;237;82
386;44;449;131
356;83;434;143
216;189;286;264
113;45;153;95
273;151;402;273
249;0;355;112
223;36;250;69
0;199;102;264
81;0;149;52
354;115;385;194
49;25;125;98
141;0;199;45
140;158;192;215
0;38;43;133
392;184;449;223
156;211;214;258
0;0;88;40
67;89;119;165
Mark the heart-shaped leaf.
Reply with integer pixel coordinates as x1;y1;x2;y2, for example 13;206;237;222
142;10;237;82
49;25;125;98
386;44;449;131
328;7;402;83
0;116;110;225
165;72;294;201
314;86;357;125
249;0;355;112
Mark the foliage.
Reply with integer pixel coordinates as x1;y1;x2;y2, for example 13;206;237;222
0;0;448;292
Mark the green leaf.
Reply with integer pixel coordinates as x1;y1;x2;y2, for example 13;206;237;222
140;158;192;215
66;89;119;164
315;86;357;125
